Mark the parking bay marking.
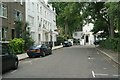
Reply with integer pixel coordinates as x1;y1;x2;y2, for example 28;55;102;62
92;71;110;78
95;73;109;76
22;61;32;64
113;75;120;77
11;70;17;74
88;58;94;60
92;71;95;78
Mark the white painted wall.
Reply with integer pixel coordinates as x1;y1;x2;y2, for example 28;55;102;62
73;23;95;45
83;23;95;45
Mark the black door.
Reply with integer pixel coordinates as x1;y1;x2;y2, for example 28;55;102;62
12;29;15;39
86;35;89;43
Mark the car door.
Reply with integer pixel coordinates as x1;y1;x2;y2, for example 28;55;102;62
2;45;13;72
0;44;2;72
47;45;52;54
41;44;48;54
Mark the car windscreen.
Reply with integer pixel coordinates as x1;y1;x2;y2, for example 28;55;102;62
64;41;68;43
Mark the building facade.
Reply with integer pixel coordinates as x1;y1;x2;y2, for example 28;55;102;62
82;23;94;45
73;23;95;45
0;1;25;41
26;0;57;46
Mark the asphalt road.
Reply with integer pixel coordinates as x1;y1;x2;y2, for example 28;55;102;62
2;45;119;78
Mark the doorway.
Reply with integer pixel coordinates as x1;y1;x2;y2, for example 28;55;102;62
86;35;89;43
11;29;15;39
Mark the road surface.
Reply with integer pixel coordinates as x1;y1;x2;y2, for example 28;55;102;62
2;45;119;78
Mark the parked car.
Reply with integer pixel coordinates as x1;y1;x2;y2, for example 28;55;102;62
0;41;19;73
27;44;52;58
63;41;72;47
94;40;100;45
68;39;73;45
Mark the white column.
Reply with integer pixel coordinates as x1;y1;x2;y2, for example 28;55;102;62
0;18;2;41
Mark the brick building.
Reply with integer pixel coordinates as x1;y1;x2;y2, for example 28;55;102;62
0;1;25;41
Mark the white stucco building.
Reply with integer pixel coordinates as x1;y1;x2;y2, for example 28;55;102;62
26;0;58;46
73;23;95;45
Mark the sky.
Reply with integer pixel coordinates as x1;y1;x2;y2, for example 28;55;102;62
44;0;48;3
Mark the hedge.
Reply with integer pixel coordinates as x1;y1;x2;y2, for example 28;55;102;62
99;38;120;52
9;38;25;54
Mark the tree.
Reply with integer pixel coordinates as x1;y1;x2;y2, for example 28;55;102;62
14;21;34;51
14;21;23;38
48;2;83;38
22;22;34;50
82;2;119;38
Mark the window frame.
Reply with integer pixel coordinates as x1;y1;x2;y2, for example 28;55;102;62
0;2;7;18
14;9;23;21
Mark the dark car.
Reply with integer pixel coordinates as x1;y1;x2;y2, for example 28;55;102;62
27;44;52;58
94;40;100;45
63;41;72;47
0;42;19;73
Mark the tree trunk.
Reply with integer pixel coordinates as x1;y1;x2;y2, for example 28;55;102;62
65;22;68;37
118;2;120;36
109;14;114;38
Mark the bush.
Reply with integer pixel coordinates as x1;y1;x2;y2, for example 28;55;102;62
57;36;65;45
23;37;34;51
117;38;120;52
9;38;25;54
99;38;120;52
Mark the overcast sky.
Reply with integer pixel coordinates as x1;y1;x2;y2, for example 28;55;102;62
44;0;48;3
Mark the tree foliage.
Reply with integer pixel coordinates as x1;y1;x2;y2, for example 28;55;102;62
82;2;120;38
49;2;120;39
49;2;83;38
14;21;34;51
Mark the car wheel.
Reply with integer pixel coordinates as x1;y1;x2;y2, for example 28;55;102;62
13;60;18;70
42;52;46;57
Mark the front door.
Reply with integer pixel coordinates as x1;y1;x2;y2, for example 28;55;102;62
86;35;89;43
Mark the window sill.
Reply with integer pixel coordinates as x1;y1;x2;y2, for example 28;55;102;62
0;16;7;19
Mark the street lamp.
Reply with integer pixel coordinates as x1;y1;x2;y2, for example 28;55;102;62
50;29;52;43
49;28;59;48
49;29;53;49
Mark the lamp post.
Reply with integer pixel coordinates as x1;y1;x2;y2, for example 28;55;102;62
49;28;59;48
50;29;52;42
49;29;53;49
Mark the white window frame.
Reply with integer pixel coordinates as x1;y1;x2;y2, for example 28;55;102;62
28;15;34;27
0;3;7;18
14;9;22;21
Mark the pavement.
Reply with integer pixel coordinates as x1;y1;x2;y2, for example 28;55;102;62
17;45;63;61
96;46;120;65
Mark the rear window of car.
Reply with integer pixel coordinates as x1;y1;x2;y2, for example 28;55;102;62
0;43;9;55
41;44;48;48
64;41;68;43
29;45;41;49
